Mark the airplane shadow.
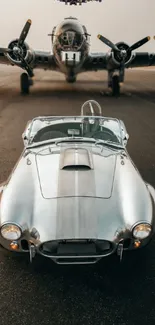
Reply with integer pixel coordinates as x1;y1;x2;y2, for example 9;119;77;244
0;82;155;103
34;79;106;84
25;88;155;104
0;85;123;99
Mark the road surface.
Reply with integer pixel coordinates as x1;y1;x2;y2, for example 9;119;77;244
0;66;155;325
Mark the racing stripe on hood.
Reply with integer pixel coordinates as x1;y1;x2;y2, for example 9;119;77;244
57;145;96;197
56;144;97;238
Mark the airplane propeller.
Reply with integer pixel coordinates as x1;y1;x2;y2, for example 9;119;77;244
97;34;151;62
0;19;34;77
97;35;120;52
18;19;32;47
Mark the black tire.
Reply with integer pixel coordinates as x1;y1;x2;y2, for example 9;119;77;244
20;73;29;95
112;75;120;97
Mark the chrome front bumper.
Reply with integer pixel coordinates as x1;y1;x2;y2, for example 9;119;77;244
0;236;152;264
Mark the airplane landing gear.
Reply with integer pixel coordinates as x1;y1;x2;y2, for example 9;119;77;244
66;75;76;83
111;75;120;97
20;73;33;95
108;71;120;97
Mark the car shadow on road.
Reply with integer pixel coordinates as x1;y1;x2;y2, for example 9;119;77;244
2;238;153;296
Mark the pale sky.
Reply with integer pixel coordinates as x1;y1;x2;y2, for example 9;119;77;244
0;0;155;52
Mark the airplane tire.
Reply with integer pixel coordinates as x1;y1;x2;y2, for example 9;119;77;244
20;73;30;95
112;75;120;97
66;76;76;83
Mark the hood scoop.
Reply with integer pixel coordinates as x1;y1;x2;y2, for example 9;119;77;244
36;145;116;199
60;148;93;170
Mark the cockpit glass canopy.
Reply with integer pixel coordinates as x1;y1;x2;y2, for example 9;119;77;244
28;116;124;147
57;30;84;50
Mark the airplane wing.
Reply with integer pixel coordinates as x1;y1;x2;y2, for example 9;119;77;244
82;53;108;72
82;51;155;72
56;0;96;4
0;51;10;65
0;20;58;76
82;34;155;72
0;49;57;70
31;51;57;70
126;52;155;68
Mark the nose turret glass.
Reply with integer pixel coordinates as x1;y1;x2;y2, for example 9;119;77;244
57;31;84;50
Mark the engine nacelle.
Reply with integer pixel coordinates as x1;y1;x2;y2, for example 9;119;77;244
6;39;35;66
111;42;133;66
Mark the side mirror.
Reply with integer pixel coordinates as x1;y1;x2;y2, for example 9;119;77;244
120;120;129;146
0;183;5;197
123;133;129;146
22;120;32;146
0;185;4;193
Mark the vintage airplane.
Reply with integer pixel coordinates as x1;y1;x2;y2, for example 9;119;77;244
57;0;102;5
0;16;155;96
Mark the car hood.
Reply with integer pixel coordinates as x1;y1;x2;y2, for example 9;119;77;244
35;146;116;199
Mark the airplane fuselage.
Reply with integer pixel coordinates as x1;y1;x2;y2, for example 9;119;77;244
51;17;90;81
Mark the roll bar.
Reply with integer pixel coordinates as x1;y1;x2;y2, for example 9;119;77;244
80;99;102;116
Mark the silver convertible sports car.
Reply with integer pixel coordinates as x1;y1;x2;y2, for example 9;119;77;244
0;100;155;264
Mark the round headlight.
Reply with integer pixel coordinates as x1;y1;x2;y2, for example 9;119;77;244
1;224;21;240
133;223;152;239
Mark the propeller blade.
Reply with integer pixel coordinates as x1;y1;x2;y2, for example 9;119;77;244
18;52;34;77
18;19;32;46
0;47;12;53
153;36;155;40
129;36;150;51
97;34;120;52
24;63;34;78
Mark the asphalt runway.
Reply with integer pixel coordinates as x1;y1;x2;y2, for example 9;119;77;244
0;66;155;325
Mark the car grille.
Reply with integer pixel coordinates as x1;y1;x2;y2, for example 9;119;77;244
39;239;113;258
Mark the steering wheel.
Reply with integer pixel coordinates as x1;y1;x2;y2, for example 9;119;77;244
81;99;102;116
32;126;67;142
85;128;119;143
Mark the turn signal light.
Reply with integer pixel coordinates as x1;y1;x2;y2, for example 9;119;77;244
10;241;19;250
134;240;141;248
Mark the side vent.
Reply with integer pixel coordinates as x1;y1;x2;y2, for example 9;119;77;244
60;148;93;170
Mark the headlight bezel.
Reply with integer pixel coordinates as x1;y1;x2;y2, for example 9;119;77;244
132;222;152;240
0;222;22;241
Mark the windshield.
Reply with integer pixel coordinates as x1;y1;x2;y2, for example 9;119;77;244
57;31;84;50
28;116;123;147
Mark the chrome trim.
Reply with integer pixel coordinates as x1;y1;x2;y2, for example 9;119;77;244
131;221;152;233
81;99;102;116
131;222;152;239
38;239;116;264
0;222;23;240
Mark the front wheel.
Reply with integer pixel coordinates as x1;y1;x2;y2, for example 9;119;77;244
20;73;30;95
66;76;76;83
112;75;120;97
